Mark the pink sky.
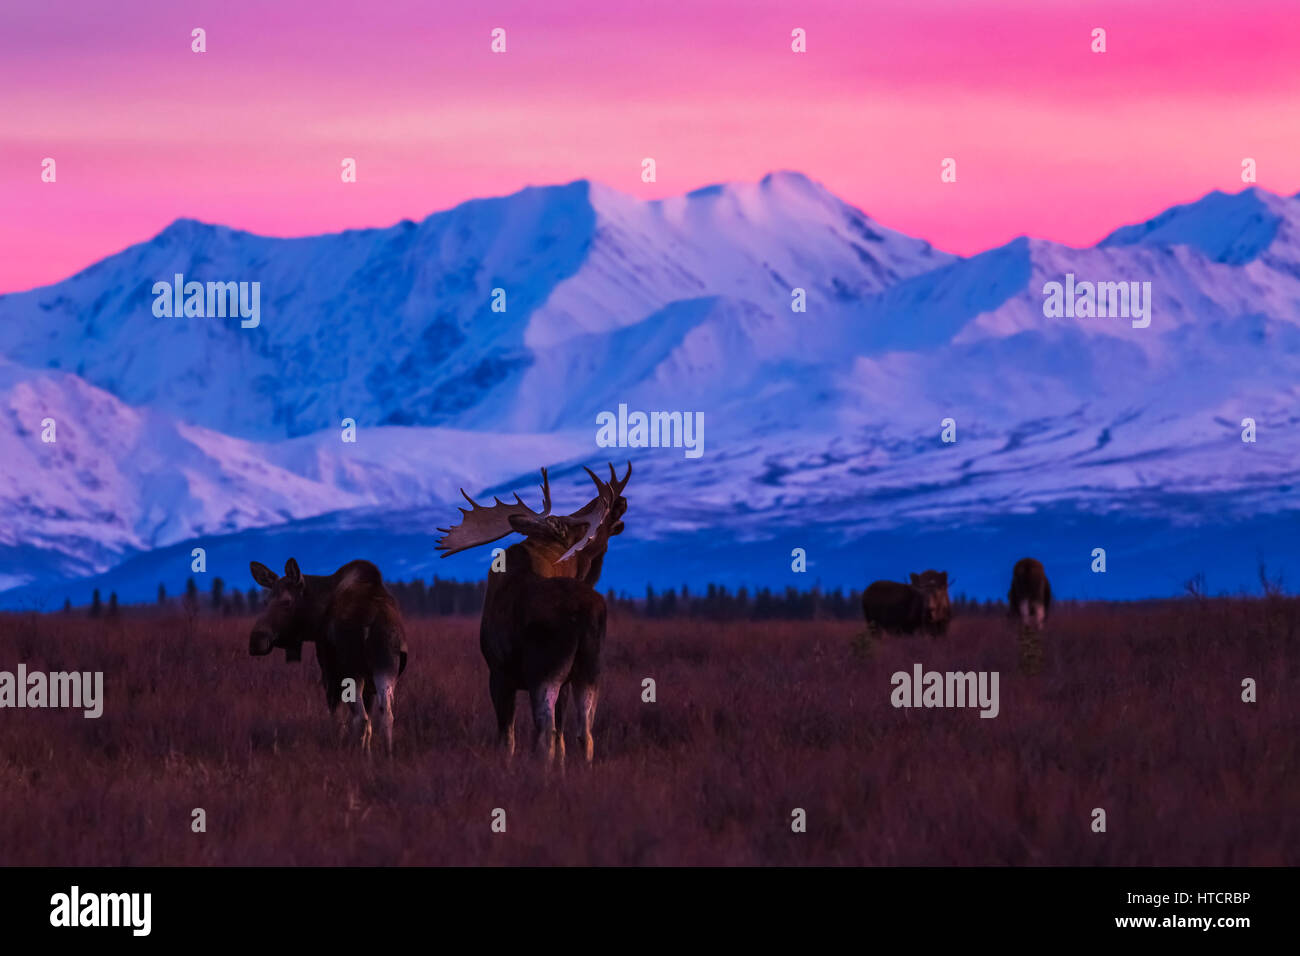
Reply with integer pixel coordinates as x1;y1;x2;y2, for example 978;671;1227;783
2;0;1298;293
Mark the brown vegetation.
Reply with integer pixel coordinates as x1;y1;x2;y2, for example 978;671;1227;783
0;597;1294;865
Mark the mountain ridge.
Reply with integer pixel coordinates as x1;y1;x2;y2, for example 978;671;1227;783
1;176;1297;603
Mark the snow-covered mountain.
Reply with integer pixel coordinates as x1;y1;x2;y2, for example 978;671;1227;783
1;175;1297;605
0;172;949;439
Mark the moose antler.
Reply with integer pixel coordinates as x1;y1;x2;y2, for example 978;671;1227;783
554;462;632;562
556;467;617;563
436;468;552;557
569;462;631;520
610;461;632;496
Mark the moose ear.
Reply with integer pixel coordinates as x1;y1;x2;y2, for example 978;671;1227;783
609;521;625;536
283;558;303;586
940;572;949;586
909;573;921;586
250;561;278;588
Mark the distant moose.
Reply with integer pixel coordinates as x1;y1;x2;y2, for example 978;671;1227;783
1007;558;1051;632
437;463;631;765
248;558;408;755
862;570;952;637
1008;558;1051;674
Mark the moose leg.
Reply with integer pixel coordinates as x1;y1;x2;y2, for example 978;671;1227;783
348;676;372;752
529;682;561;766
318;649;346;745
325;679;348;745
571;681;599;763
553;683;569;766
488;671;516;757
369;673;396;757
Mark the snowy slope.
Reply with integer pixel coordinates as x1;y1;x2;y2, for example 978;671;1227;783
0;357;590;591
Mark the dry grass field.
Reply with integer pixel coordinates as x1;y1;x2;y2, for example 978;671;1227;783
0;598;1295;865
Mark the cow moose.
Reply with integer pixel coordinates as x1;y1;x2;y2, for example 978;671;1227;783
248;558;408;755
436;463;630;765
1008;557;1051;631
862;570;951;637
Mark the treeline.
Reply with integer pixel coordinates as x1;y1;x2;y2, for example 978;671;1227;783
389;580;1010;621
390;580;1011;621
59;577;488;618
64;578;265;618
617;585;1008;621
61;577;1011;622
388;578;487;616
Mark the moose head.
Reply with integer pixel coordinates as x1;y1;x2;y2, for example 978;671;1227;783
909;569;951;635
436;463;631;586
248;557;309;661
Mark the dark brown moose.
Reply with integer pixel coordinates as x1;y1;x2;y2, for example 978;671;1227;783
248;558;407;755
1007;558;1051;632
862;569;951;637
436;463;630;765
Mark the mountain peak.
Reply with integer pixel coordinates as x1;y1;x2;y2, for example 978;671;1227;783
160;216;213;233
686;170;832;202
1100;187;1287;265
149;217;227;249
759;169;819;190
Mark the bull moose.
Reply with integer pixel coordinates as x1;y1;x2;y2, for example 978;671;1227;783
436;463;630;765
248;558;408;755
862;570;951;637
1008;557;1051;631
